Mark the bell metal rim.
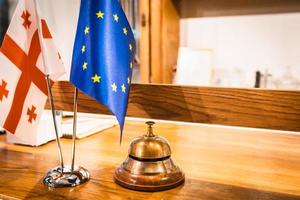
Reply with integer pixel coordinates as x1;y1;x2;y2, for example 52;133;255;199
43;165;90;188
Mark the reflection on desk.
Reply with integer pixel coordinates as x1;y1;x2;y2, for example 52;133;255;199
0;120;300;199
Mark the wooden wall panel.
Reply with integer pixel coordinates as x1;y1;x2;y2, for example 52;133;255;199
139;0;150;83
162;0;180;83
140;0;180;84
175;0;300;18
150;0;162;83
48;82;300;132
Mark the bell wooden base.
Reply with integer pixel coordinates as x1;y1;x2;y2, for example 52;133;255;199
114;157;185;192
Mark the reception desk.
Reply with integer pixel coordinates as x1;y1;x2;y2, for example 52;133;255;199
0;119;299;199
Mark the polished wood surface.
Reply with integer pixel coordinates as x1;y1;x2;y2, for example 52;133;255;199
175;0;300;18
0;120;300;199
48;81;300;132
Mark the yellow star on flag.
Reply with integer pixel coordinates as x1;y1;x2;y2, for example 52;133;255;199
96;11;104;19
82;62;88;70
130;62;133;69
129;43;133;51
84;26;90;35
81;45;86;53
123;27;128;35
121;84;126;93
113;14;119;22
92;74;101;83
127;77;130;84
111;83;117;92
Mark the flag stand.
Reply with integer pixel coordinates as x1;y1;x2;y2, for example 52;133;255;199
43;79;90;188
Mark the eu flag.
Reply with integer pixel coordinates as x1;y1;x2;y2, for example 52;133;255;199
70;0;135;139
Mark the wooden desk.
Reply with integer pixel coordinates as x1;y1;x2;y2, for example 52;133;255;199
0;120;300;199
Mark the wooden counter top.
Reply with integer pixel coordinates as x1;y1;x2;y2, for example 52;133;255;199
0;120;300;199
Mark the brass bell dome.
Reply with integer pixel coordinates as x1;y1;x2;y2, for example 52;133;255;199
114;121;185;192
128;121;171;159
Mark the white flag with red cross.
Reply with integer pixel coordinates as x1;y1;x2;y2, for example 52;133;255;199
0;0;65;143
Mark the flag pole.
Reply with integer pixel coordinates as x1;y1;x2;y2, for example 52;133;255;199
46;75;65;171
32;0;65;171
71;87;79;172
33;0;90;187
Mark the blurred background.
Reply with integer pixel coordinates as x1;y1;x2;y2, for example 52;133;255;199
0;0;9;44
1;0;300;90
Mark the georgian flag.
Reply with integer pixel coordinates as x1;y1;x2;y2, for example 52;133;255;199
0;0;65;144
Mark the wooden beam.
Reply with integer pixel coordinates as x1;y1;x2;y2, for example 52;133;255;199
175;0;300;18
150;0;180;84
162;0;180;83
48;81;300;132
150;0;162;83
139;0;151;83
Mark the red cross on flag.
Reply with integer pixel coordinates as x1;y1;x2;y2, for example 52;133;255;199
0;0;65;144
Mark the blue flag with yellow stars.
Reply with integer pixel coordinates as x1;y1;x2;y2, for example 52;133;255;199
70;0;135;141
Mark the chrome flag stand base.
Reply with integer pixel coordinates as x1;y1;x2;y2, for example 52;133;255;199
44;76;90;188
44;165;90;188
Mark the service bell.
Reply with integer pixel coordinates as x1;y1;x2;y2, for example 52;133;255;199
114;121;185;192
